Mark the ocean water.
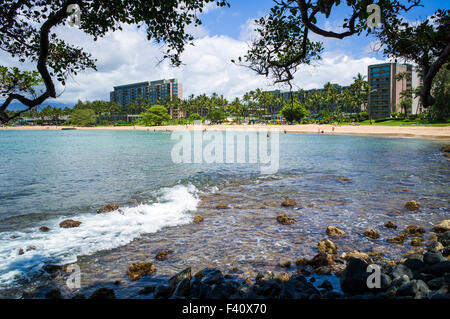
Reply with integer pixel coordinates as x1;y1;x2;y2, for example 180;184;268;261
0;130;448;297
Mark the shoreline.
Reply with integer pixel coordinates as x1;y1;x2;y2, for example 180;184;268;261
1;124;450;140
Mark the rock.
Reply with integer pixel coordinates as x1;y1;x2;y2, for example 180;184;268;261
138;286;155;295
391;264;413;280
277;213;295;225
438;231;450;246
387;232;409;245
426;241;444;252
396;280;429;298
279;261;291;268
405;225;426;236
431;261;450;275
317;239;338;254
402;258;426;279
72;294;86;299
39;226;50;232
215;203;230;209
26;246;36;252
43;264;62;274
444;153;450;159
88;288;115;299
326;226;346;237
281;198;296;207
45;288;62;299
427;277;446;290
339;178;351;183
127;262;156;281
340;251;372;263
384;221;397;229
309;253;334;268
154;285;172;299
340;258;370;295
18;249;24;255
432;220;450;233
173;278;191;298
199;268;224;285
156;250;172;261
363;229;380;240
97;203;119;213
424;251;446;265
255;271;274;283
193;216;204;223
405;201;420;211
411;237;424;247
168;267;191;291
59;219;82;228
392;275;410;287
319;280;333;291
277;272;290;282
440;146;450;152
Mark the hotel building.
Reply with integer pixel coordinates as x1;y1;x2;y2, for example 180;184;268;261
367;63;422;118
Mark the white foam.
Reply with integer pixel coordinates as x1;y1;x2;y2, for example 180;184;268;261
0;184;199;287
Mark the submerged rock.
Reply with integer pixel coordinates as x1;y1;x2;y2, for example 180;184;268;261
317;239;338;254
39;226;50;232
387;232;409;245
127;262;156;281
97;203;119;213
340;251;372;263
277;213;295;225
308;253;335;268
363;229;380;240
89;288;116;299
405;225;426;236
326;226;346;237
193;216;204;223
410;237;424;247
215;203;230;209
384;221;398;229
156;250;172;261
281;198;296;207
432;220;450;233
59;219;82;228
168;267;191;291
405;201;420;211
18;249;24;255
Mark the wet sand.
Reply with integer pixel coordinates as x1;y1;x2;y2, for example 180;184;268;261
2;124;450;140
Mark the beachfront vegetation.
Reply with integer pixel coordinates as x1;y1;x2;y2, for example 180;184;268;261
70;109;97;127
138;105;171;126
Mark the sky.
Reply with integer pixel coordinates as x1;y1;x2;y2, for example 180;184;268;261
2;0;448;109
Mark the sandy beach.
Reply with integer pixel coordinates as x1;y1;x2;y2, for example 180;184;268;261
2;124;450;140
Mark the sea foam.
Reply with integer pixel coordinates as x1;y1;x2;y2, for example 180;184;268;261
0;184;199;287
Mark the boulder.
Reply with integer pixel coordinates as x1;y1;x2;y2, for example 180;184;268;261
387;232;409;245
193;216;204;223
198;268;224;285
437;231;450;246
424;251;446;265
318;280;333;291
156;250;172;261
88;288;116;299
402;258;427;279
405;225;426;236
39;226;50;232
432;220;450;233
154;285;172;299
384;221;397;229
97;203;119;213
426;241;444;252
18;249;24;255
173;278;191;298
255;271;275;283
410;237;424;247
431;261;450;276
45;288;62;299
317;239;338;254
396;280;430;298
127;262;156;281
340;258;370;295
391;264;413;280
405;201;420;211
340;251;372;263
326;226;346;237
59;219;82;228
309;253;334;268
138;286;155;295
363;229;380;240
168;267;191;291
427;277;446;290
281;198;296;207
277;213;295;225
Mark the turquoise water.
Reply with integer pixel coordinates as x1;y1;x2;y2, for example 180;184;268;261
0;130;448;297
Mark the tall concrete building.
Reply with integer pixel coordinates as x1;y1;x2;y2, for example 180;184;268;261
110;79;183;109
368;63;422;118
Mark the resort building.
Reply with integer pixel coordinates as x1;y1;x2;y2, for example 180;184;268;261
110;79;184;118
367;63;422;118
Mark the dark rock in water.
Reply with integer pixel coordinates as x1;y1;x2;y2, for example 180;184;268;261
402;258;427;279
18;248;24;255
43;264;62;274
405;201;420;211
443;246;450;257
39;226;50;232
392;275;410;287
384;221;398;229
169;267;191;291
441;146;450;152
206;283;233;299
396;280;429;298
72;294;86;299
432;220;450;233
405;225;426;236
279;261;291;268
386;232;409;245
391;264;413;280
193;216;204;223
190;277;210;299
173;278;191;298
277;213;295;225
281;198;296;207
26;246;36;252
437;231;450;246
410;237;424;247
427;277;446;290
45;288;62;299
431;261;450;275
326;226;346;237
154;285;172;299
89;288;116;299
424;251;446;265
59;219;82;228
317;239;338;254
97;203;119;213
255;271;274;283
138;286;155;295
309;253;334;268
199;268;224;285
156;250;172;261
215;203;230;209
319;280;333;291
127;262;156;281
363;229;380;240
340;258;370;295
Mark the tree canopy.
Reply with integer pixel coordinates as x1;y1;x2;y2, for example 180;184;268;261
0;0;229;123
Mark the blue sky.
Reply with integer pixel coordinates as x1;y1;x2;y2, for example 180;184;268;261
4;0;448;110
